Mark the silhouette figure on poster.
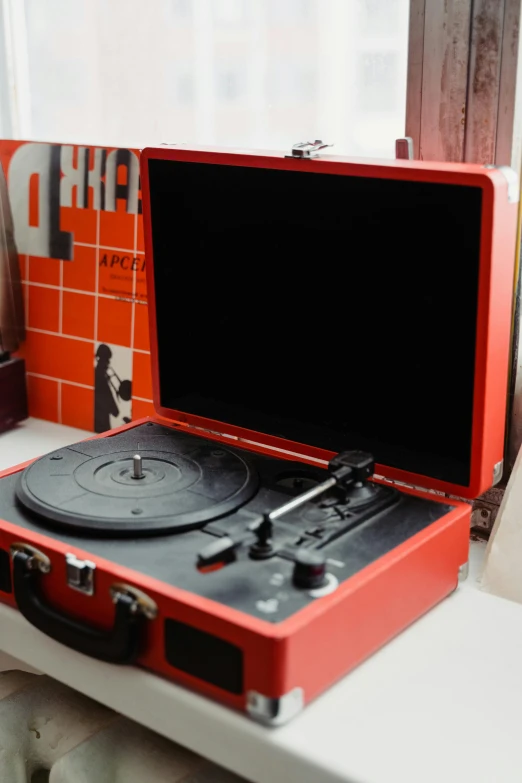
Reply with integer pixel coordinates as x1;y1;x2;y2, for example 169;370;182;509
94;343;132;432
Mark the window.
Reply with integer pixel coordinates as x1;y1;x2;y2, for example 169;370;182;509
2;0;410;158
358;52;400;112
167;68;195;106
267;61;317;104
213;0;249;26
361;0;401;35
216;65;248;102
171;0;192;19
267;0;313;24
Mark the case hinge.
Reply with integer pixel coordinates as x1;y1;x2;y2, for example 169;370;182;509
374;475;444;497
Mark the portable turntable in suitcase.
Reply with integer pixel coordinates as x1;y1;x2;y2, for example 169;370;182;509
0;143;517;725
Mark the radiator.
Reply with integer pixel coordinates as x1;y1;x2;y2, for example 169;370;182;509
0;669;248;782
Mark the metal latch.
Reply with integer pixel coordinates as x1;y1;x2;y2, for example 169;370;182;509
287;140;333;159
66;553;96;596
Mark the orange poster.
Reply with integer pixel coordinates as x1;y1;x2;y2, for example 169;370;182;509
0;141;154;432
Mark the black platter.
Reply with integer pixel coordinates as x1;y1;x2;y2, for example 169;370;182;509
16;425;258;534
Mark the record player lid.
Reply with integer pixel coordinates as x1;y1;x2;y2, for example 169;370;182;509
140;145;518;500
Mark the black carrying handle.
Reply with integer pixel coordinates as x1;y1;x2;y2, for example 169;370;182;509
13;550;144;664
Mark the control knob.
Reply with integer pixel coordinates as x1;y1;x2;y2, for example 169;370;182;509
292;549;327;589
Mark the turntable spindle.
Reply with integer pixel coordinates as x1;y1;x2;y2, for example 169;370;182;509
132;454;144;480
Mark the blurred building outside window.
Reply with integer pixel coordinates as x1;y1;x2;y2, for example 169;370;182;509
0;0;409;158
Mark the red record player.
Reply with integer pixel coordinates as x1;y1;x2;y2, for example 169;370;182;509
0;142;517;725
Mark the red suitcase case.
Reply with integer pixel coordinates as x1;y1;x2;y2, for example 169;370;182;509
0;144;517;724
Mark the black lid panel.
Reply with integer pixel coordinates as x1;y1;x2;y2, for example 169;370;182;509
148;157;481;486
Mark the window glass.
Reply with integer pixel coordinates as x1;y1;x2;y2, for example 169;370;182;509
21;0;409;157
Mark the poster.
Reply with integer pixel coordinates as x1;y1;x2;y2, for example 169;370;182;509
0;140;154;432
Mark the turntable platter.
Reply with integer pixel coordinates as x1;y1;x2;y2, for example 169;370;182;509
16;430;258;535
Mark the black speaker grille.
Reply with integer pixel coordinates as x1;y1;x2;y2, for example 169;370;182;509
164;618;243;695
0;548;12;593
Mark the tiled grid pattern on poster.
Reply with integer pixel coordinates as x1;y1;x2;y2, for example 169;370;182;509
17;203;155;431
